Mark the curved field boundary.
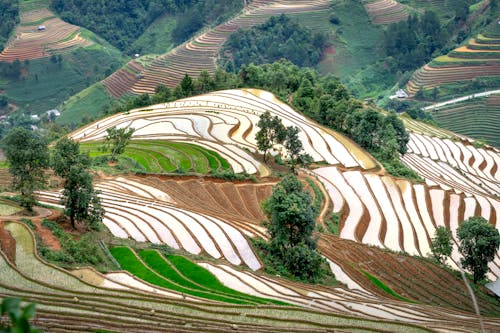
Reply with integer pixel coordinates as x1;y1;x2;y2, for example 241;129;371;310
102;0;332;96
0;8;92;62
198;261;500;330
362;0;408;24
36;177;263;271
403;133;500;197
68;89;376;172
313;166;500;281
318;235;500;316
1;222;440;333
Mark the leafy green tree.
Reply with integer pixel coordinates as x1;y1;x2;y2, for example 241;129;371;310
283;126;312;173
3;128;50;211
457;217;500;283
263;175;324;281
103;126;135;161
431;226;453;264
179;74;194;98
255;111;286;162
52;138;103;230
0;298;41;333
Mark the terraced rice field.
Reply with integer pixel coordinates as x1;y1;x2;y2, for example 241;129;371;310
36;176;263;271
318;235;500;316
81;140;232;174
432;94;500;147
406;28;500;94
362;0;408;24
0;7;92;62
102;0;332;96
69;89;377;175
2;222;445;333
313;165;500;280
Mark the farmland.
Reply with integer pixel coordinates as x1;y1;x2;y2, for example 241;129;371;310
1;1;500;331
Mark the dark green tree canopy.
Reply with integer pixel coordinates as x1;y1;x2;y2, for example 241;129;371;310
283;126;312;173
0;0;19;52
262;175;324;281
3;128;50;210
52;138;103;229
104;126;135;161
255;111;286;162
457;216;500;283
221;14;327;71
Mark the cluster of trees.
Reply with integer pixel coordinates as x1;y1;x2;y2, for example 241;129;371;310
51;0;178;50
221;14;327;71
384;11;448;72
0;60;25;79
260;175;325;281
431;217;500;284
256;111;312;172
51;0;242;52
0;0;19;52
108;61;413;179
2;128;104;230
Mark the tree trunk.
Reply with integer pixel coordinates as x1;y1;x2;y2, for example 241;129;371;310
70;213;76;229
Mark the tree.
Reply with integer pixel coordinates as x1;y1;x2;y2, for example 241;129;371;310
263;175;324;281
3;128;49;211
255;111;286;162
52;138;103;229
283;126;312;173
457;217;500;283
431;226;453;264
0;298;41;333
103;126;135;161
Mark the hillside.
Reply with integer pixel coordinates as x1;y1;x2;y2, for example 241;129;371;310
1;1;500;332
0;0;126;116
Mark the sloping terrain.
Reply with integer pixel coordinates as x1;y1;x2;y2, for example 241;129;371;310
0;7;92;62
362;0;408;24
2;221;440;333
102;0;332;97
67;89;377;175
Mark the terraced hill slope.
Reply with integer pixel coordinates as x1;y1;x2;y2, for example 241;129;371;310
67;89;377;175
362;0;408;24
406;24;500;96
0;7;92;62
3;221;449;333
102;0;332;97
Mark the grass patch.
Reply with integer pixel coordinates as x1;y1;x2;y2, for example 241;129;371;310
57;83;113;126
305;178;324;216
362;270;415;303
129;15;176;55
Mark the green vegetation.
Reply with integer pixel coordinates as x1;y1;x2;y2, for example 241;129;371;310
110;246;283;305
457;216;500;283
3;127;50;211
430;226;453;264
0;0;19;51
259;175;327;282
57;83;113;126
52;138;103;230
52;0;242;52
82;140;231;175
221;14;327;71
39;219;105;268
129;15;176;55
139;249;282;304
0;199;23;216
362;270;415;303
0;47;124;115
102;126;135;161
0;298;41;333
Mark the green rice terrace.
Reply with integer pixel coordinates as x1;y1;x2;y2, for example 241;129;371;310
81;140;231;174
